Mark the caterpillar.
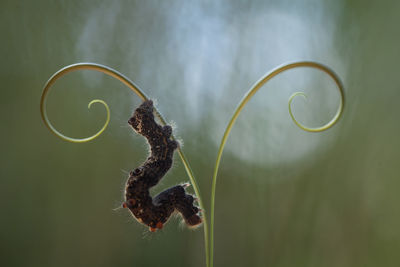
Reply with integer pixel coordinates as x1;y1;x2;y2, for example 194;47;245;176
122;100;202;232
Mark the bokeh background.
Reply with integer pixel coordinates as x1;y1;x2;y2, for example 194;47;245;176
1;0;400;266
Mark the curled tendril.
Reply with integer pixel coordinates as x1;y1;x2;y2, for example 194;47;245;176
40;62;209;267
208;61;345;267
40;63;147;142
41;98;110;143
288;91;340;132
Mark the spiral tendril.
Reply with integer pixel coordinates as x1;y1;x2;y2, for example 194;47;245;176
208;61;345;267
40;63;147;143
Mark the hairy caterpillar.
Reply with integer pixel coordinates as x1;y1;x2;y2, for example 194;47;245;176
122;100;202;232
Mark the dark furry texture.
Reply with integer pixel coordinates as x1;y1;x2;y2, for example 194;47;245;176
123;100;202;232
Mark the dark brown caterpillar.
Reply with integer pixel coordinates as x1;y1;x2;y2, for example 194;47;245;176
122;100;202;232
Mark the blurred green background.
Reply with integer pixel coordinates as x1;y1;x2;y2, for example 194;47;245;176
1;0;400;266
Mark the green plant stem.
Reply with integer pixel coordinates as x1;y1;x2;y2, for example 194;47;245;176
175;149;210;267
40;63;210;267
209;61;345;267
